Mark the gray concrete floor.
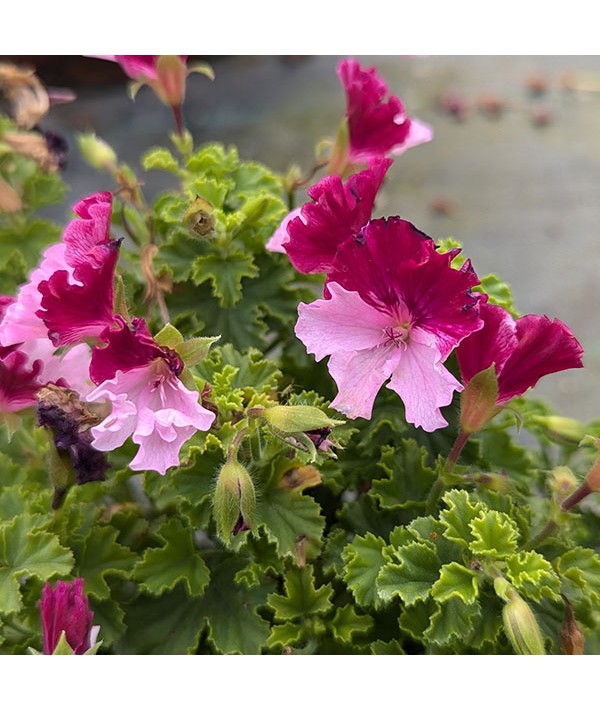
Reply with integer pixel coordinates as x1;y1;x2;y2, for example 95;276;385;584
36;55;600;421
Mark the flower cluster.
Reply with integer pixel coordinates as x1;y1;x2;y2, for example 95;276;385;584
0;191;215;475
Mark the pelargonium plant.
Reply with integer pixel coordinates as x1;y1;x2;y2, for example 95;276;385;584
0;55;598;656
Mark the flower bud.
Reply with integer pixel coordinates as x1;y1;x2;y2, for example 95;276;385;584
39;578;100;655
154;55;187;107
262;405;344;434
530;415;586;445
560;595;585;655
213;460;256;543
77;132;118;172
548;466;578;505
495;580;545;655
279;465;322;492
459;365;500;435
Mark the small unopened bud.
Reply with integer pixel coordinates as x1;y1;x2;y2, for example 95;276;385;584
213;460;256;543
184;196;215;238
459;365;501;435
77;132;118;171
155;55;187;107
262;405;344;434
530;415;586;445
549;466;578;505
495;580;545;655
279;465;322;492
560;595;585;655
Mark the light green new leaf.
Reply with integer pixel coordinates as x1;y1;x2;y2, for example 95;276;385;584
377;542;440;606
424;598;482;648
342;532;388;608
330;604;373;645
506;551;561;602
555;547;600;605
431;562;480;604
468;510;519;559
133;518;210;597
0;517;73;615
439;489;484;548
141;147;180;173
266;621;305;649
268;565;333;621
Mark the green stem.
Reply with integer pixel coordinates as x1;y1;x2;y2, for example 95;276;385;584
522;518;558;550
226;426;249;464
425;430;471;514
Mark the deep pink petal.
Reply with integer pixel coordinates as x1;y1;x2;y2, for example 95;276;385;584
496;314;584;403
0;349;43;412
39;578;94;655
285;158;392;273
89;316;181;385
338;59;432;162
265;207;304;253
456;301;518;385
387;328;462;431
63;192;113;269
36;242;120;346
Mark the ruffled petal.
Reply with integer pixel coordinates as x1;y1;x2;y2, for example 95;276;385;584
295;282;393;361
265;207;303;253
387;328;462;431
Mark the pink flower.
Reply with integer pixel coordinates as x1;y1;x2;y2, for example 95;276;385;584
0;349;43;413
456;300;584;405
39;578;98;655
265;207;303;254
87;317;216;475
90;55;190;107
0;192;114;347
283;158;392;274
295;217;482;430
338;59;433;165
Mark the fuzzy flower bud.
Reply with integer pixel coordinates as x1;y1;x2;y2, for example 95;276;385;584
261;405;344;434
495;579;545;655
459;365;500;435
213;460;256;543
77;132;118;172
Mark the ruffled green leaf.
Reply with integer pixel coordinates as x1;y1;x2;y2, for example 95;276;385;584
329;604;373;645
439;489;484;548
268;565;333;621
424;598;482;648
141;147;180;173
371;440;436;510
133;518;210;597
506;551;561;602
191;251;259;307
431;562;480;604
555;547;600;605
342;532;388;609
468;510;519;559
377;542;440;606
266;620;305;650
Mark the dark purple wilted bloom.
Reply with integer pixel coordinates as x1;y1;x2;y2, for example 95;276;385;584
39;578;97;655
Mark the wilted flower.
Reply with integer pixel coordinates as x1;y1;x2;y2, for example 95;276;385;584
295;217;482;429
39;578;99;655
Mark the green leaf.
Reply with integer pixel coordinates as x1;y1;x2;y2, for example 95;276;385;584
73;525;137;599
176;335;220;367
22;171;66;210
191;251;259;307
468;510;519;559
505;551;561;602
342;532;388;608
424;598;482;648
398;599;436;641
377;542;440;606
268;565;333;621
476;273;519;318
133;518;210;597
198;558;274;654
0;517;74;615
370;639;406;654
555;547;600;605
329;604;373;645
141;147;180;173
89;598;126;648
266;621;305;649
257;488;325;561
371;440;436;510
439;489;484;548
431;562;480;604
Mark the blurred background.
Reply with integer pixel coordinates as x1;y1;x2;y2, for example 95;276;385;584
3;55;600;421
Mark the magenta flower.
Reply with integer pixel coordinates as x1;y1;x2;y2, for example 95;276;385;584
0;192;114;347
338;59;433;166
456;300;584;405
0;349;43;413
295;217;482;430
87;317;216;475
282;158;392;274
265;206;304;254
39;578;98;655
92;55;188;82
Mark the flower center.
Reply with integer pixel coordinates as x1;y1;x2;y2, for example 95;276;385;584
381;324;409;348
